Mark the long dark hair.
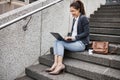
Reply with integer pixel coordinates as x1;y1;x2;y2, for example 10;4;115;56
70;0;85;15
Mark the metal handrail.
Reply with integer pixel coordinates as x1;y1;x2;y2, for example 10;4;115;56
0;0;63;30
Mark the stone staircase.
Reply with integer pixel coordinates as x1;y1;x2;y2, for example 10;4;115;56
0;0;25;15
16;4;120;80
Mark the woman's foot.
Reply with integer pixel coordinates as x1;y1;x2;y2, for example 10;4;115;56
45;63;57;72
49;64;65;75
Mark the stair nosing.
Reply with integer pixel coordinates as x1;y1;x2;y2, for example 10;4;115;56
39;54;120;80
26;64;88;80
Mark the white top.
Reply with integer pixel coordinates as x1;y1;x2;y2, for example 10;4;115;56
71;16;79;40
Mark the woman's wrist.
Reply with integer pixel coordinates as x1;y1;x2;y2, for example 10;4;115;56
72;36;76;41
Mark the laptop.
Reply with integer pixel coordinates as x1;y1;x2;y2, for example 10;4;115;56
50;32;74;43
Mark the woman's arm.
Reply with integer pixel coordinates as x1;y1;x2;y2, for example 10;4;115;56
75;16;89;40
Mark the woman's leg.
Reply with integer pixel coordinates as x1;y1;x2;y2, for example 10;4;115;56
45;55;58;72
49;55;65;74
49;40;65;74
50;40;85;74
45;40;59;72
63;41;85;52
54;40;85;56
49;40;85;74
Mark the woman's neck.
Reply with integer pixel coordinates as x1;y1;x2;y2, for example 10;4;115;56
75;13;81;18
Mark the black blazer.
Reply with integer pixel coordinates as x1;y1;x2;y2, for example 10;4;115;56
70;14;89;45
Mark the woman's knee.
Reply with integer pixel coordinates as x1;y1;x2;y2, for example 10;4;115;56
55;40;63;44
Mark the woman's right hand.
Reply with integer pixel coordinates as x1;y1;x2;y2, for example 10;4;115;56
64;36;72;41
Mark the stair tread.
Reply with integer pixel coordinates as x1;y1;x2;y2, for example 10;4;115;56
91;33;120;37
102;4;120;6
39;54;120;79
94;13;120;15
90;22;120;25
66;51;120;61
101;6;120;9
90;18;120;23
15;76;34;80
26;64;87;80
90;18;120;20
50;42;120;68
65;51;120;69
98;7;120;10
90;32;120;36
90;33;120;44
90;28;120;35
90;14;120;18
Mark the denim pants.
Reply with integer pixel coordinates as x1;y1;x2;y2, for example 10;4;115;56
53;40;85;57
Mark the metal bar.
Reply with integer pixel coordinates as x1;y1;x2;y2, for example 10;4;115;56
0;0;63;30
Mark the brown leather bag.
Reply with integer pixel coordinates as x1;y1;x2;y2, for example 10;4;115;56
92;41;109;54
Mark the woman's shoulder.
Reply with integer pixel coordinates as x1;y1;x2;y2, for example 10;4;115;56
79;15;89;22
80;15;88;19
79;15;89;24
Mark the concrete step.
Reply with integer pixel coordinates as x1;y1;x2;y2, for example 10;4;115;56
26;64;87;80
90;28;120;35
94;12;120;16
101;5;120;9
97;9;120;13
50;47;120;68
65;51;120;69
39;54;120;80
94;10;120;14
90;22;120;29
98;7;120;10
15;76;34;80
90;14;120;18
101;5;120;7
90;18;120;23
90;33;120;44
94;9;120;13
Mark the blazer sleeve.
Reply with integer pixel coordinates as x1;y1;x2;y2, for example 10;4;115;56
75;16;89;40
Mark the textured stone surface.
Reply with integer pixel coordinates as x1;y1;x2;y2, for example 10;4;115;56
90;18;120;23
111;56;120;69
81;0;106;17
26;64;87;80
0;1;44;80
39;54;120;80
66;51;120;69
90;22;120;28
50;47;120;67
40;0;71;56
97;9;120;12
0;2;21;15
15;76;34;80
0;11;41;80
101;5;120;9
0;0;69;80
90;14;120;18
90;34;120;44
90;28;120;35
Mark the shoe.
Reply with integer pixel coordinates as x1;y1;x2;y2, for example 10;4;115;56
45;64;57;72
45;68;55;72
49;64;65;75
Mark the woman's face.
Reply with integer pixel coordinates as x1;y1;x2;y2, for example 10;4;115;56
70;7;80;18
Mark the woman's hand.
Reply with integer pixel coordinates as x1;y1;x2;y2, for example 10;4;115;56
64;36;73;41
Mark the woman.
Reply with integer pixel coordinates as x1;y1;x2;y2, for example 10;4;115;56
46;0;89;75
